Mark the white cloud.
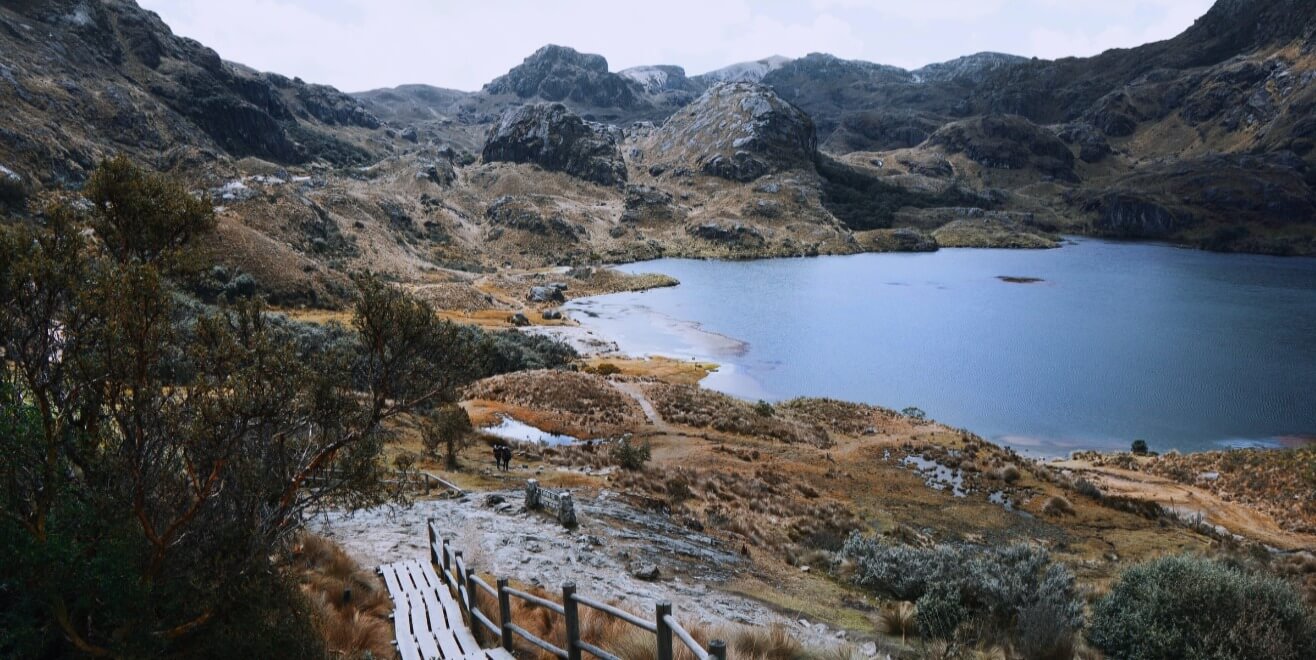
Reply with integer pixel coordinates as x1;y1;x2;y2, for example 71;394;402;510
136;0;1216;92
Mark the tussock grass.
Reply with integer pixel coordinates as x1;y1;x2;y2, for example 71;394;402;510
877;601;918;642
1042;496;1075;516
290;533;394;659
466;370;644;434
643;382;831;446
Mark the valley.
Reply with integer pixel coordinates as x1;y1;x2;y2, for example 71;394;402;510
3;1;1316;658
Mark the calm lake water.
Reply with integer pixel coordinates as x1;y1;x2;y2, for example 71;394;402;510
567;238;1316;455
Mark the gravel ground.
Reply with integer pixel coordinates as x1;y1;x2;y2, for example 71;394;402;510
312;489;851;650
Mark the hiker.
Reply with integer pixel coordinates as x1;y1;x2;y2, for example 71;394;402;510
492;444;503;471
499;445;512;471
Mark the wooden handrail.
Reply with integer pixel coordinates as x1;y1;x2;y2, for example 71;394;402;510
427;518;727;660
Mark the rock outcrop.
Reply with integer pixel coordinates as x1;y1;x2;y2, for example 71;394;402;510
645;83;816;182
0;0;380;181
482;103;627;186
484;45;643;110
926;115;1077;181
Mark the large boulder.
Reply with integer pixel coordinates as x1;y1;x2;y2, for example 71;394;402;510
645;82;817;182
482;103;627;186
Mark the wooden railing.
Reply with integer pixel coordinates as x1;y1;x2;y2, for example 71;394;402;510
428;519;727;660
306;468;464;497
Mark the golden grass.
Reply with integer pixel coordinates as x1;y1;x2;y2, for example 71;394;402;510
465;370;646;436
580;356;719;385
877;601;917;643
291;533;395;659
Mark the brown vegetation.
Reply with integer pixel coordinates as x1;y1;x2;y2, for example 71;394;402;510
291;534;394;659
643;383;831;446
466;370;645;435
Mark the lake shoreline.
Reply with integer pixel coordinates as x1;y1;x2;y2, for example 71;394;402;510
543;238;1316;456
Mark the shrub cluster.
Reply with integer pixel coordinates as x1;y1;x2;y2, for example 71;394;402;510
1089;555;1316;660
840;536;1083;655
471;328;578;375
610;437;651;470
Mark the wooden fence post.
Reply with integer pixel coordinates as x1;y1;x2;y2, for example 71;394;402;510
453;550;464;602
498;578;513;652
427;518;438;566
562;582;581;660
656;602;673;660
558;491;578;528
442;539;451;579
465;567;480;643
708;639;727;660
526;479;541;509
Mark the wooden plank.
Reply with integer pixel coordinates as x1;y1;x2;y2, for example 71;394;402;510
424;588;466;658
431;628;466;659
484;649;516;660
398;561;423;592
435;583;481;652
381;563;408;602
393;599;414;640
409;591;431;636
396;634;423;660
421;560;446;591
415;627;441;660
406;561;435;592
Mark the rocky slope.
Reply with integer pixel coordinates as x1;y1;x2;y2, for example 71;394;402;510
3;0;1315;314
639;82;817;182
0;0;383;187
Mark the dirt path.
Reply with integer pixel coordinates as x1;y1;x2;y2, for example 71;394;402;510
610;381;663;428
1056;459;1316;551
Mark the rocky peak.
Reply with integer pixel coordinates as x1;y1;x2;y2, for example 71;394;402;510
643;82;816;182
913;52;1028;84
618;65;701;95
483;44;644;110
694;55;791;84
1185;0;1316;55
763;53;914;88
481;103;627;186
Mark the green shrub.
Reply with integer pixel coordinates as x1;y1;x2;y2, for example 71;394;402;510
840;537;1083;647
1131;439;1149;455
0;173;25;211
610;437;651;470
753;399;775;417
901;406;927;421
471;328;577;375
1089;555;1316;660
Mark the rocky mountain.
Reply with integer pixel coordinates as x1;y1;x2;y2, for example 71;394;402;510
0;0;383;186
3;0;1315;304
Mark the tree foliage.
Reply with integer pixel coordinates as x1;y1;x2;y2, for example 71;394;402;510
423;404;474;470
0;159;483;657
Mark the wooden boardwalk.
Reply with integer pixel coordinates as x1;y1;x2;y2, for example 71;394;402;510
379;559;514;660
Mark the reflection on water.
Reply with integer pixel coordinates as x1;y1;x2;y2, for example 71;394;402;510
481;416;579;446
572;238;1316;455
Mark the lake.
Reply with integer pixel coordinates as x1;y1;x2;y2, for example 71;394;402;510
566;238;1316;455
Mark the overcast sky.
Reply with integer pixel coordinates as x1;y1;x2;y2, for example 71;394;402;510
137;0;1216;93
